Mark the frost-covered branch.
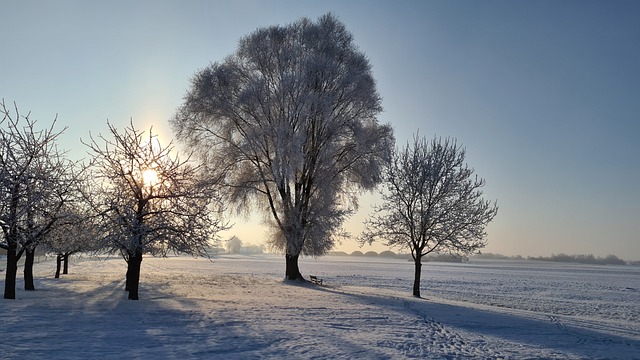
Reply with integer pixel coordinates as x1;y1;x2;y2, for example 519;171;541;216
0;100;82;297
360;135;498;297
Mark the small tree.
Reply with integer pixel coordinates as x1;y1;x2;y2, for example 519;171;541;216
85;121;227;300
44;201;101;278
226;236;243;254
361;136;498;297
172;13;393;280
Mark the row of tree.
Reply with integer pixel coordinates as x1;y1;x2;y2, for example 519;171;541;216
2;13;497;300
1;102;228;300
0;101;87;299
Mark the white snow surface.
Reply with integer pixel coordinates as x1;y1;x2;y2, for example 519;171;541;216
1;255;638;359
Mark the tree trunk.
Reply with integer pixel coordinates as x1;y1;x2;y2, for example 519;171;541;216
63;253;69;274
127;252;143;300
285;253;303;280
5;187;20;299
413;257;422;298
55;254;62;278
24;248;36;290
3;242;18;299
125;257;132;291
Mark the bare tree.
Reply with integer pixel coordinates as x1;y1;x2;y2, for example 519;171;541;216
0;100;69;298
361;136;498;297
44;201;101;278
172;13;394;280
85;121;227;300
20;143;86;290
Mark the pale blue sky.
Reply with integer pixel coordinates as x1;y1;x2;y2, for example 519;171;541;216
2;0;639;259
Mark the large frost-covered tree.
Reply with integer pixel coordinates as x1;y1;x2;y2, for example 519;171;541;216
361;136;498;297
85;122;227;300
172;13;394;280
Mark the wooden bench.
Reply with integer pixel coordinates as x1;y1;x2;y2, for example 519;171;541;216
309;275;323;285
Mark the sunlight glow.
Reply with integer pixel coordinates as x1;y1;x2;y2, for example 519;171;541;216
142;168;159;187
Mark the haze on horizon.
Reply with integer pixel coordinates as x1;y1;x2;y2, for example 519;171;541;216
2;1;639;260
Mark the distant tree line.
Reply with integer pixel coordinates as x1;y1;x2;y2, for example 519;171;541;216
472;253;525;260
327;250;467;263
472;252;632;265
327;251;634;266
527;253;627;266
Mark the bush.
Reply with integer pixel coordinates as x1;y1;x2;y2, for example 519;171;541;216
328;251;349;256
378;250;396;258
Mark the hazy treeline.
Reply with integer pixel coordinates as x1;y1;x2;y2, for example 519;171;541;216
327;251;467;263
527;253;627;266
475;252;632;265
473;253;525;260
324;251;635;265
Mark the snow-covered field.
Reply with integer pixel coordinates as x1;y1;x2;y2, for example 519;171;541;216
1;254;638;359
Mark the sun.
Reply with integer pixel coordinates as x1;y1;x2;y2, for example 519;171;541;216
142;168;159;187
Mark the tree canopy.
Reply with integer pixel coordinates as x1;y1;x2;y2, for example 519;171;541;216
172;13;394;279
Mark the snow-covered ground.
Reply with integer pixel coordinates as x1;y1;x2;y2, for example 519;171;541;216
1;254;638;359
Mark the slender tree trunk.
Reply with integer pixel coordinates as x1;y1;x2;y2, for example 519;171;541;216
24;248;36;290
285;253;303;280
4;241;18;299
122;251;133;291
55;254;62;278
127;252;143;300
5;188;19;299
125;257;132;291
62;253;69;274
413;257;422;298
